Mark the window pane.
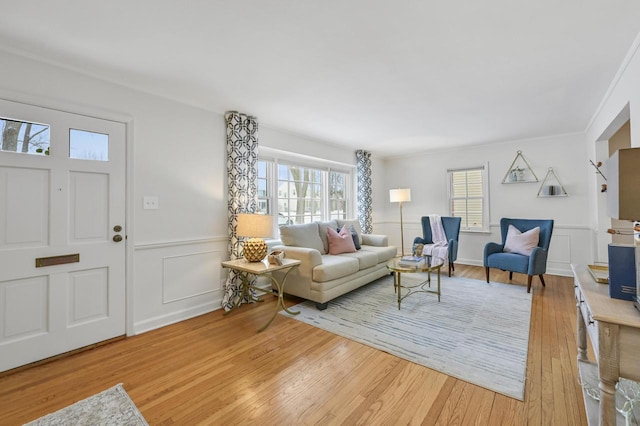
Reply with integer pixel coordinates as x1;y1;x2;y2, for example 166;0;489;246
0;117;50;155
449;167;486;230
69;129;108;161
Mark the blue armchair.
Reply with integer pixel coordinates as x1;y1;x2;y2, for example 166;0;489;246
484;218;554;293
413;216;461;276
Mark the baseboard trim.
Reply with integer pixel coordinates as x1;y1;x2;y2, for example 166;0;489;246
133;300;222;335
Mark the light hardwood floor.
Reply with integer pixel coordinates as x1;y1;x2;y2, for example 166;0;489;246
0;265;587;425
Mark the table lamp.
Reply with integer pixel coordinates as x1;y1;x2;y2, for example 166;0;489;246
390;188;411;256
236;213;273;262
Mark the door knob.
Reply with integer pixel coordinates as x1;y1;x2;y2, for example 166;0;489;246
113;225;122;232
113;235;123;242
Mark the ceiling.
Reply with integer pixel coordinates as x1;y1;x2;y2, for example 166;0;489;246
1;1;640;157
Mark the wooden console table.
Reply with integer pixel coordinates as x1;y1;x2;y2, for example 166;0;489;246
572;264;640;425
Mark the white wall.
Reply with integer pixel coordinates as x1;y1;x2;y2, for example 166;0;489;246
374;133;592;276
586;34;640;263
0;50;228;333
3;31;638;334
0;49;360;334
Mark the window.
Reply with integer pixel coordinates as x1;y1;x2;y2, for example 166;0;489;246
278;164;323;224
329;170;348;220
259;157;352;226
448;164;489;231
257;160;269;214
0;117;50;155
69;129;108;161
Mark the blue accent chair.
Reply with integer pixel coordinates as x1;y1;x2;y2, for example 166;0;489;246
484;218;554;293
413;216;461;277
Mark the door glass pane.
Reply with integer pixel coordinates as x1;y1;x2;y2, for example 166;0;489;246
0;117;50;155
69;129;108;161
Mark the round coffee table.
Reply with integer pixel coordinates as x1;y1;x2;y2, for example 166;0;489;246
386;255;445;310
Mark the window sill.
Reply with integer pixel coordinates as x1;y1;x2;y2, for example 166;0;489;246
460;229;492;235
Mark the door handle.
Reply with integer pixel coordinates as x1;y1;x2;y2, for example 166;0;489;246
113;235;123;242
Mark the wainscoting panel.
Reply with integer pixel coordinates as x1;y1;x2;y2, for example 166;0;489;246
162;251;219;304
133;237;227;334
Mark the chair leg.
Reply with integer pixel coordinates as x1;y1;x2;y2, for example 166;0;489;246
509;271;513;280
527;275;533;293
448;262;453;277
539;274;546;287
485;267;490;283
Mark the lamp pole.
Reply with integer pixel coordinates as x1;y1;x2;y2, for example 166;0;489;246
400;201;405;257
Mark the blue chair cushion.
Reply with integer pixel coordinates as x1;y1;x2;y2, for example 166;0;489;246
486;252;530;273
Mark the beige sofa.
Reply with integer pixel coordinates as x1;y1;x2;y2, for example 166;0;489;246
272;219;397;310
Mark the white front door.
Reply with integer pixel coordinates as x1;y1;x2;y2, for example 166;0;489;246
0;99;126;372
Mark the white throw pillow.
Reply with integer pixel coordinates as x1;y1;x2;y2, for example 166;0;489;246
279;222;325;253
503;225;540;256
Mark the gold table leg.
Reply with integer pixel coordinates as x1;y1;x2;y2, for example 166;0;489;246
258;266;300;332
397;272;402;310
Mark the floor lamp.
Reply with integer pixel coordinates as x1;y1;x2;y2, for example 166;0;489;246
389;188;411;257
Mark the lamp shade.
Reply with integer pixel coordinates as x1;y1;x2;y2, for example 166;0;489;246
236;213;273;238
390;188;411;203
607;148;640;220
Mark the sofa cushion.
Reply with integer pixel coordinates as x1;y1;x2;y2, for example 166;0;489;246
339;250;378;269
279;222;324;253
337;219;363;246
316;220;339;254
313;255;360;282
327;226;357;255
360;244;397;263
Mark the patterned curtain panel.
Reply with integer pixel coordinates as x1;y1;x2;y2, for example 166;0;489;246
222;111;259;311
356;150;373;234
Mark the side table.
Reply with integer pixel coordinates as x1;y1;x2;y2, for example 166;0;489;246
221;258;301;332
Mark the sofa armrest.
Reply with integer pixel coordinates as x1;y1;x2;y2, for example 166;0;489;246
483;242;504;266
272;245;323;279
361;234;388;247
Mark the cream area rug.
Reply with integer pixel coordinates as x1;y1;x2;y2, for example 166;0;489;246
282;274;533;400
24;383;148;426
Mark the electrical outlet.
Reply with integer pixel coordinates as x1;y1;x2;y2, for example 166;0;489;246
143;196;159;210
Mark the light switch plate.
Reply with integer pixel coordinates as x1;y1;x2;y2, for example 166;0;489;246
143;196;159;210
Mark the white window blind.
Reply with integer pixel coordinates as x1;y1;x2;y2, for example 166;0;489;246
448;165;489;231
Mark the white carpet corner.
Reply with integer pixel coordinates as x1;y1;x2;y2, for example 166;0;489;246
281;274;533;400
23;383;148;426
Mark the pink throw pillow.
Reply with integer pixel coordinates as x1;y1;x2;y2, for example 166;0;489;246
327;225;357;255
503;225;540;256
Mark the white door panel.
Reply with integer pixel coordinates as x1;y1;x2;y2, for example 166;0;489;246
0;98;126;372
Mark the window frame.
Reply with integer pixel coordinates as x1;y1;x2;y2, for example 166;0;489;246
258;156;354;231
447;163;490;232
